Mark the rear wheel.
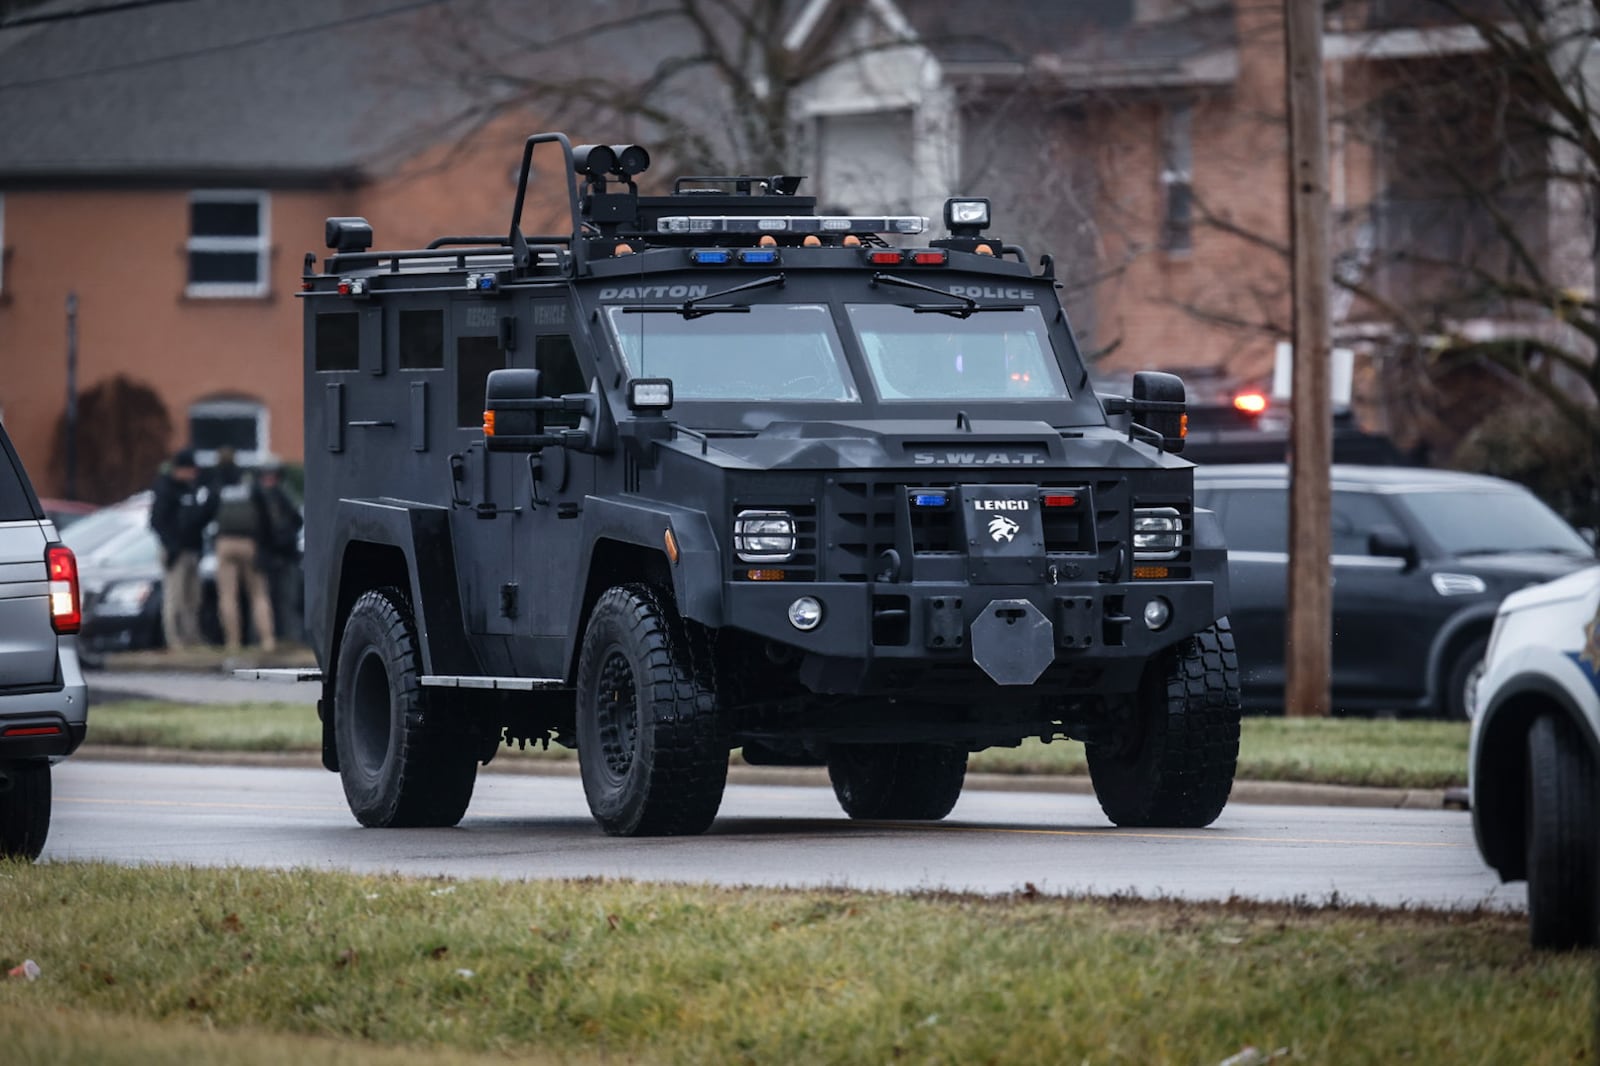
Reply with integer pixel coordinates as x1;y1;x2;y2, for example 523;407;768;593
576;585;728;837
1526;712;1599;949
1086;618;1241;828
334;587;478;828
0;763;50;861
1442;636;1489;721
826;743;968;820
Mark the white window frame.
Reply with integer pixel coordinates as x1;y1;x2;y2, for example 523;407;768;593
188;397;270;468
186;190;270;298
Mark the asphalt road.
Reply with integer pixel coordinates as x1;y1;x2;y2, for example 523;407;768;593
47;759;1522;912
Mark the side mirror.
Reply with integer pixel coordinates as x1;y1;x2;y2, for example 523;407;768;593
483;368;546;452
1368;525;1417;566
1132;371;1187;454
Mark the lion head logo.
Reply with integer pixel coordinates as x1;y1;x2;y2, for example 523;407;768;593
988;515;1020;543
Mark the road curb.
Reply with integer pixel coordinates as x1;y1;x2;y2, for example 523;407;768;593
71;745;1453;810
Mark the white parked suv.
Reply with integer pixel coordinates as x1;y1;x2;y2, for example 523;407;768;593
1470;565;1600;949
0;421;88;860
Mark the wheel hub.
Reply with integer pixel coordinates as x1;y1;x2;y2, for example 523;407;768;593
596;649;640;779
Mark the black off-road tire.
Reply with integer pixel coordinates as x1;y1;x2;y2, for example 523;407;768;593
826;743;968;820
334;587;478;828
1526;712;1599;950
0;763;50;861
576;584;728;837
1442;636;1489;721
1086;618;1241;828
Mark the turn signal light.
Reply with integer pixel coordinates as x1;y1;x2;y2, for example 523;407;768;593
482;409;496;437
1234;392;1268;415
47;545;80;634
746;569;786;581
1133;566;1170;579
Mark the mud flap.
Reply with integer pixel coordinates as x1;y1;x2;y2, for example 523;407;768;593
970;598;1054;685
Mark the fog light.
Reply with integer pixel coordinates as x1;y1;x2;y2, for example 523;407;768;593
788;597;823;631
1142;597;1171;631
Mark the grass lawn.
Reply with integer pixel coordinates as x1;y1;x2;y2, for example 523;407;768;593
88;701;1469;789
0;863;1587;1064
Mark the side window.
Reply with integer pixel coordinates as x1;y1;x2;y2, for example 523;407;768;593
187;190;269;298
455;336;504;427
0;430;41;522
315;312;359;372
1332;491;1397;556
399;309;445;370
1213;488;1287;553
536;335;586;428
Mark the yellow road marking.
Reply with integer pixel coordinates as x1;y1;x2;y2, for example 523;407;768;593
59;798;1465;848
59;797;340;814
888;821;1465;848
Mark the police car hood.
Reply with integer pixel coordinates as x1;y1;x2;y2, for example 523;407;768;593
665;418;1187;471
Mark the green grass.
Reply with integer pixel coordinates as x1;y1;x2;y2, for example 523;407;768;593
0;863;1588;1064
89;701;1468;789
970;718;1471;790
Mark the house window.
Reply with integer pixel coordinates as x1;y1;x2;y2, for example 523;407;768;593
187;191;269;297
189;397;269;466
1160;101;1193;254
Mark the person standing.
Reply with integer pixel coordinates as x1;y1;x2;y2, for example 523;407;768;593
149;448;213;651
210;446;276;653
253;460;302;644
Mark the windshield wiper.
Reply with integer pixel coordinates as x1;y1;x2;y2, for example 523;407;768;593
871;272;1025;318
621;273;785;319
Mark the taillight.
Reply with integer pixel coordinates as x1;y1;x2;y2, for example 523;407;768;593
46;544;81;634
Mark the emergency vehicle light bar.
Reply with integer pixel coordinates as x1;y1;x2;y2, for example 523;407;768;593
656;215;927;236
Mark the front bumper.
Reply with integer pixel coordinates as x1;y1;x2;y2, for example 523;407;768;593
726;579;1219;676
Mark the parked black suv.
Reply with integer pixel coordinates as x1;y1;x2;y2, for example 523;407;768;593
1195;464;1595;718
258;133;1242;837
0;420;88;859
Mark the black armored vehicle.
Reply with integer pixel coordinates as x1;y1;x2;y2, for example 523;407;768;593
283;132;1239;836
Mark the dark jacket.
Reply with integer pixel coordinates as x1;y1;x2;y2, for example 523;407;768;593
256;481;302;563
149;470;214;559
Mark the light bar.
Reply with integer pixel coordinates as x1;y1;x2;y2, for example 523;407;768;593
657;215;927;236
689;249;731;264
738;248;780;264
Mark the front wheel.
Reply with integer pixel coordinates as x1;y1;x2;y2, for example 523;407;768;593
576;585;728;837
1526;712;1599;949
1086;619;1241;828
0;763;50;860
826;743;968;820
334;587;478;828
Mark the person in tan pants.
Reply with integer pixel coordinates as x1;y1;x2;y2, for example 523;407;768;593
209;447;276;653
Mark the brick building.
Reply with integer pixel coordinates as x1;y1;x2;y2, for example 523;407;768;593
0;0;563;498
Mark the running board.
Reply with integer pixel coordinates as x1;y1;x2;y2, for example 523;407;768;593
233;668;325;682
421;675;566;691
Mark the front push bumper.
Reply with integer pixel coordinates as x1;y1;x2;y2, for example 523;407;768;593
724;579;1220;685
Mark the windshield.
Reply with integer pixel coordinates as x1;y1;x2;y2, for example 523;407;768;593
1396;487;1592;557
847;304;1069;402
602;304;858;402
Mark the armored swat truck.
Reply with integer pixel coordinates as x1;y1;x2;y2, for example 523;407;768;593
279;132;1239;836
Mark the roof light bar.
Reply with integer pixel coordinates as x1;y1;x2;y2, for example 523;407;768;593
657;215;927;236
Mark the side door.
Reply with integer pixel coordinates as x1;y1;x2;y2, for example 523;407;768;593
445;302;516;657
513;311;596;673
1195;483;1288;702
1328;489;1440;707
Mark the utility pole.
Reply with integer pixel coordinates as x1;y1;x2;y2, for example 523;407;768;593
64;291;79;501
1283;0;1332;717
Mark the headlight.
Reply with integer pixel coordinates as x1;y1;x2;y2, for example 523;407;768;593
734;509;796;563
97;578;155;617
1133;507;1182;559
